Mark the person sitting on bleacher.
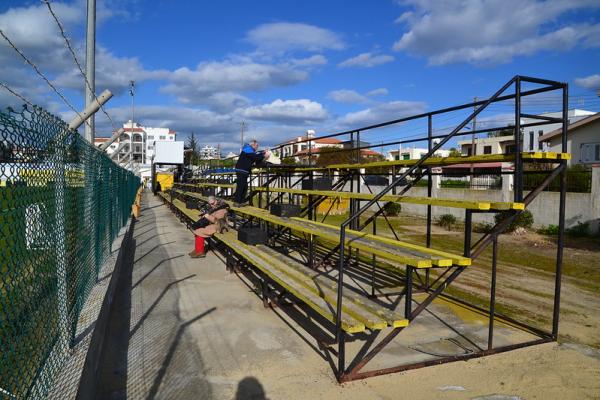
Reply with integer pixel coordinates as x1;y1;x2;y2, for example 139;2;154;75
189;196;230;258
233;140;271;207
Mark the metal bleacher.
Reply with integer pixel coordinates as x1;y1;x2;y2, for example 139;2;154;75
159;75;570;382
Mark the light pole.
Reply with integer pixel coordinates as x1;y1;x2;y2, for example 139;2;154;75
240;121;246;151
129;80;135;168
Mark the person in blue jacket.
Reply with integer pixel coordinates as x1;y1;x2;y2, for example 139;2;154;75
233;140;270;206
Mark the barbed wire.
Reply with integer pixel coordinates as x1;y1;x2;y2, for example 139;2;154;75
0;81;34;108
42;0;117;132
0;28;84;122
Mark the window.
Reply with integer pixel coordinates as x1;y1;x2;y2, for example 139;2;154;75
395;155;400;160
402;154;410;160
538;131;544;150
483;145;492;154
505;144;515;154
159;135;166;140
581;142;600;163
148;145;154;150
148;135;154;140
529;131;534;151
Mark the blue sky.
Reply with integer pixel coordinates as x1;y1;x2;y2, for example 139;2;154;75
1;0;599;152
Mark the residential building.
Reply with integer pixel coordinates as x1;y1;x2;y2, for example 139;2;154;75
458;134;515;156
275;130;344;163
540;113;600;166
387;147;450;161
199;145;221;160
95;121;176;165
522;109;595;152
457;109;596;157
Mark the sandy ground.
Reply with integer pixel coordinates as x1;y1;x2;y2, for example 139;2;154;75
83;194;600;399
254;342;600;400
399;223;600;349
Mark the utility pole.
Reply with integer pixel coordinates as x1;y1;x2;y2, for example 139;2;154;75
129;80;135;168
240;121;246;151
470;96;477;174
84;0;96;143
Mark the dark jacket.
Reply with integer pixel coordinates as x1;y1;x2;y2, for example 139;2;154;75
235;144;264;174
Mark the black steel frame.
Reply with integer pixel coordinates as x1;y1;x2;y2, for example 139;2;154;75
185;75;568;382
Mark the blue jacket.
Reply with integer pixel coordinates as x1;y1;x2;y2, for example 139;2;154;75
235;144;264;173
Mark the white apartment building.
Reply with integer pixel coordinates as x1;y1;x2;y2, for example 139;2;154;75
387;146;449;161
94;121;176;164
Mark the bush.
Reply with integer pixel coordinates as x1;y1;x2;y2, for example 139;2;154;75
494;210;534;232
437;214;457;230
473;222;493;233
566;222;590;237
538;224;559;235
441;179;470;188
383;202;401;216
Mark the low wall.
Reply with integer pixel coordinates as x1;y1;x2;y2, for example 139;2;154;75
360;184;599;232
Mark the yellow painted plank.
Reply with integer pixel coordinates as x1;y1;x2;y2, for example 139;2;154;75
215;231;365;333
262;152;570;172
165;193;399;330
259;245;408;328
253;187;496;210
172;188;455;268
558;153;571;160
254;248;389;330
179;182;236;189
297;218;470;267
231;205;433;268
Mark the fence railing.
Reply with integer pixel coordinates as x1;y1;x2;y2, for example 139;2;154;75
524;169;591;193
0;105;140;399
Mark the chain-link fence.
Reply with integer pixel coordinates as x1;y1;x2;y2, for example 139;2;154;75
0;105;140;399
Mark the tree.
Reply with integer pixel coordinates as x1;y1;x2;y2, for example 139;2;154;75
185;132;199;165
315;146;354;167
448;147;461;157
487;128;514;138
315;146;384;167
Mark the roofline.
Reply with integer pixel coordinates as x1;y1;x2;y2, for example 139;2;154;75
539;112;600;142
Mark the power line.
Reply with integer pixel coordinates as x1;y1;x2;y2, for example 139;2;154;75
0;28;83;121
42;0;117;131
0;81;34;107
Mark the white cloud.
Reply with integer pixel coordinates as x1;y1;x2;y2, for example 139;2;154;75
338;52;394;68
393;0;600;65
0;2;169;112
328;88;389;104
337;100;427;127
238;99;328;124
245;22;345;53
366;88;388;97
289;54;328;68
575;74;600;90
161;61;308;107
53;46;170;95
92;105;236;137
328;89;369;104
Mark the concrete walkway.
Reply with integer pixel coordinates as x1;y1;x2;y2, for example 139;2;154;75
94;192;600;400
